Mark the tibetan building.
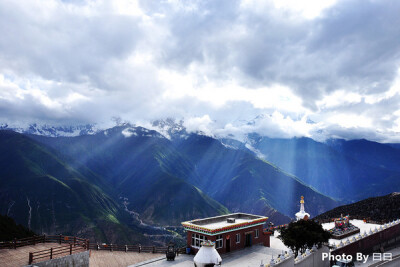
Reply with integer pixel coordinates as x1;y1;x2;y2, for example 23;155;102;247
182;213;270;254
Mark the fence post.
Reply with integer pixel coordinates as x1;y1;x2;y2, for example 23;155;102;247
110;243;113;252
43;234;46;243
70;244;73;255
87;240;90;250
32;235;35;246
59;234;62;244
74;236;76;247
29;252;33;264
97;243;99;251
125;245;128;252
50;248;53;259
139;245;141;253
153;246;155;253
13;238;16;249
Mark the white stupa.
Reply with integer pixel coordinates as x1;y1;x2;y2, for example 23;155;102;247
295;196;310;221
193;240;222;267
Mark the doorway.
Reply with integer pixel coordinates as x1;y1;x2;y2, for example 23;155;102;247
245;233;252;247
226;239;230;252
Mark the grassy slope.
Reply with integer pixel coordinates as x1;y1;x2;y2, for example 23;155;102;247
0;131;147;243
30;127;229;226
174;134;337;224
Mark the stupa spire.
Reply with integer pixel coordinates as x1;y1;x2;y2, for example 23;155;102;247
295;196;310;221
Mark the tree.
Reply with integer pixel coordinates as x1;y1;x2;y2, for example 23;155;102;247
279;219;331;256
0;214;36;241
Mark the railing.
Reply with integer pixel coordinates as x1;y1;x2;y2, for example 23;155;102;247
1;234;186;264
88;243;166;253
88;243;186;254
0;235;89;265
29;243;87;264
0;235;89;250
0;235;43;249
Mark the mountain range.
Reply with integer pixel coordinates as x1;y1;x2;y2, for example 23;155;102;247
1;119;399;244
240;134;400;201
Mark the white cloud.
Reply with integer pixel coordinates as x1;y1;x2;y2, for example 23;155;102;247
326;114;373;129
317;90;363;109
364;69;400;104
184;115;214;135
212;111;316;141
112;0;146;17
274;0;338;19
159;68;306;113
241;0;338;19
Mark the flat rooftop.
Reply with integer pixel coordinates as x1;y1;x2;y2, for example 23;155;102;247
182;213;268;235
322;219;380;246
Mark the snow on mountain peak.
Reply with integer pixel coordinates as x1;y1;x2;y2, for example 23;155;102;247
0;123;99;137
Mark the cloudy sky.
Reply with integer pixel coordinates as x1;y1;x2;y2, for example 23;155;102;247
1;0;400;142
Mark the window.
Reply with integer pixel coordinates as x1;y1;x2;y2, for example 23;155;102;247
216;235;223;249
236;233;240;243
192;233;206;248
255;229;259;238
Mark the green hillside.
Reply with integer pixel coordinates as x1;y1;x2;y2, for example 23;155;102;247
0;131;146;244
31;126;229;226
2;129;229;243
173;134;337;223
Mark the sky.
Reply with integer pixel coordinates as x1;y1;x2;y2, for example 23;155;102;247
1;0;400;142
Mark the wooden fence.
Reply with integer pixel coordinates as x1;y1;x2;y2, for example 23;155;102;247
29;243;87;264
88;243;187;254
1;235;187;264
88;243;165;253
0;235;88;250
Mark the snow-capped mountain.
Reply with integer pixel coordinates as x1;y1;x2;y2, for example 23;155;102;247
0;123;99;137
150;118;188;140
102;123;166;139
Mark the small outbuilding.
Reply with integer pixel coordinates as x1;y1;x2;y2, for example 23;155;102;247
182;213;270;254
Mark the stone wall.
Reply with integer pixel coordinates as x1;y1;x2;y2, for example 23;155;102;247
331;220;400;257
295;246;329;267
25;250;89;267
267;246;330;267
